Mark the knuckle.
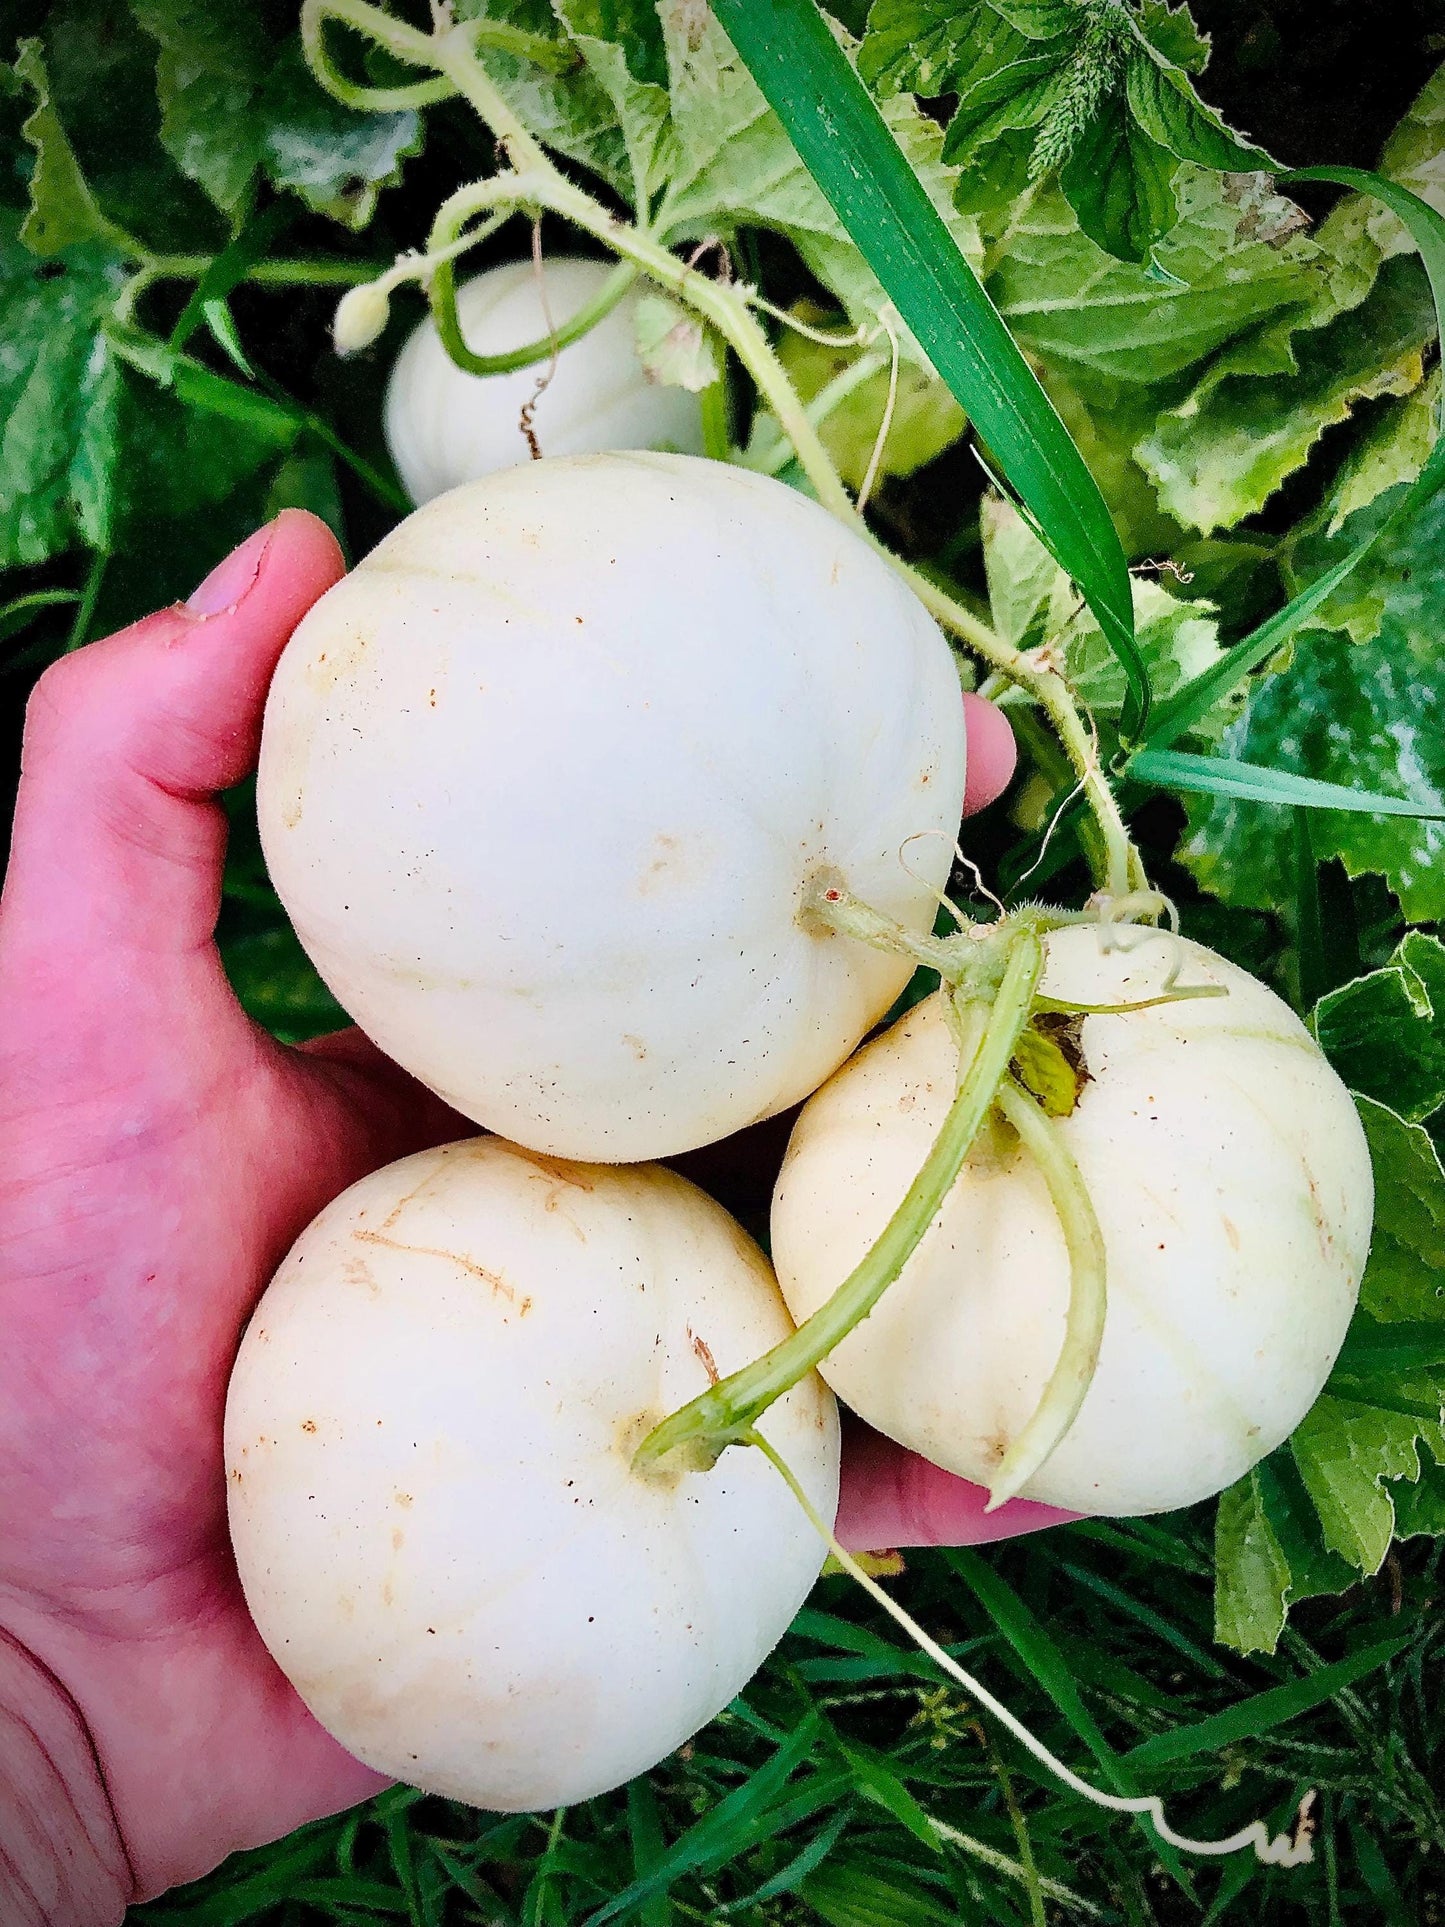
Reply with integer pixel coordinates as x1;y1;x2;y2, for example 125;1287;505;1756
24;652;88;739
21;645;124;771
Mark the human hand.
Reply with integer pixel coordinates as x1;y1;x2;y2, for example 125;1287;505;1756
0;513;1060;1919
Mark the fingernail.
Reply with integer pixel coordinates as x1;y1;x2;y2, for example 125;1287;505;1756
186;522;276;616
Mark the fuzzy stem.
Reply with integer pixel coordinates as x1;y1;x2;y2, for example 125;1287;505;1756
425;167;857;519
430;258;639;376
633;933;1045;1477
301;0;450;94
144;256;391;288
985;1076;1107;1509
799;871;961;976
749;1426;1317;1869
903;571;1134;899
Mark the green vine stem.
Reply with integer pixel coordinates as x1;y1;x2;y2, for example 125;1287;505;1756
986;1076;1107;1508
632;930;1045;1477
431;257;639;377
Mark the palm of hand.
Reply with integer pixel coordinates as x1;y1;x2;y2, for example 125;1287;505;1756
0;512;1053;1906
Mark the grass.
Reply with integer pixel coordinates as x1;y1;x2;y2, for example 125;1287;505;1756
131;1490;1443;1924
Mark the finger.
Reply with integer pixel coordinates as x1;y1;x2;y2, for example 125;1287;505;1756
837;1420;1075;1552
962;692;1017;817
1;512;344;966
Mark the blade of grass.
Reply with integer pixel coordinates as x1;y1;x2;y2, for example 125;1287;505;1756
942;1548;1193;1892
1348;1817;1414;1924
716;1808;851;1913
626;1778;673;1927
1060;1565;1232;1682
0;587;80;646
1063;1515;1215;1576
1129;747;1445;817
170;205;295;355
583;1715;824;1927
712;0;1149;742
1123;1630;1413;1769
837;1740;944;1852
1294;808;1328;1011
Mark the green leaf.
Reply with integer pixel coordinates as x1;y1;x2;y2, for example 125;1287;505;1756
988;0;1078;36
557;0;675;202
1123;51;1272;173
1214;1457;1356;1655
657;9;986;383
1059;92;1178;264
131;3;422;226
29;0;219;256
866;0;1262;264
859;0;1028;100
989;168;1328;385
1291;1387;1442;1575
1353;1098;1445;1326
1175;619;1445;920
562;0;668;87
1218;1094;1445;1646
942;54;1072;168
1137;254;1433;533
110;365;296;533
1161;147;1445;901
1213;1472;1294;1655
705;0;1148;739
1315;932;1445;1124
0;212;124;568
1329;369;1437;533
13;36;129;257
1325;62;1445;283
460;0;635;198
1393;1454;1445;1538
981;491;1225;730
631;292;720;390
1137;0;1209;74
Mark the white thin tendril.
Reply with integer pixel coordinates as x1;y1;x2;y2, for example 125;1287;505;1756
516;219;560;459
856;304;901;516
1010;778;1086;898
744;290;873;348
749;1427;1317;1872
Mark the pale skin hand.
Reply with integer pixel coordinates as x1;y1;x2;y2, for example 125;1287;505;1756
0;511;1068;1918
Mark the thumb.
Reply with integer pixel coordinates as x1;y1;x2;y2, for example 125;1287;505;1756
837;1423;1076;1552
1;512;344;972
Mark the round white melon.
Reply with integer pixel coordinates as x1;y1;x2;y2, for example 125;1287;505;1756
226;1137;839;1811
257;451;967;1160
772;925;1373;1516
384;256;706;503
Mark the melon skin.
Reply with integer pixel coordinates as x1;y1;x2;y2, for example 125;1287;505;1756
384;256;705;502
226;1137;840;1811
257;451;967;1161
773;925;1373;1516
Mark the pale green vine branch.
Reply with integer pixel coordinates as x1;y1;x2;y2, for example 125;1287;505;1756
987;1076;1107;1507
